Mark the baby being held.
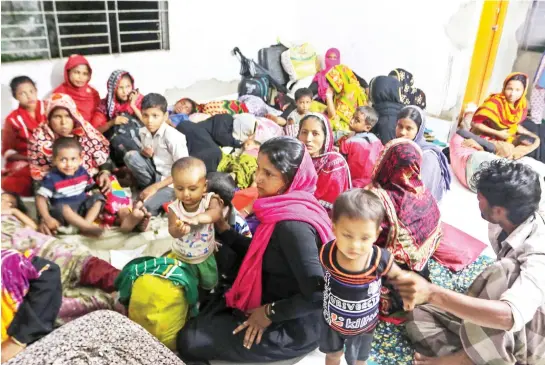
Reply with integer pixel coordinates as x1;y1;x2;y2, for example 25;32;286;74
167;157;224;290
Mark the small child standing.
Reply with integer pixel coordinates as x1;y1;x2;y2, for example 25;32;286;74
36;137;104;236
167;157;224;290
320;189;404;365
337;106;383;188
123;93;189;216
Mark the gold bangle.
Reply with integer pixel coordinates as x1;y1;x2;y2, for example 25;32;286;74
10;337;27;348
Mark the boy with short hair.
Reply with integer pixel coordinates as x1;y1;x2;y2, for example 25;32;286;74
123;92;188;216
320;189;404;365
267;88;313;137
36;137;105;236
337;106;384;188
167;157;224;290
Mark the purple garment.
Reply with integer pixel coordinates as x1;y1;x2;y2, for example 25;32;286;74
408;106;452;201
1;249;40;309
245;214;260;236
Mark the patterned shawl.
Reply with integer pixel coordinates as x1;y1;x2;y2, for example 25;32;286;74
370;139;442;271
472;72;529;142
313;48;341;101
305;113;352;211
389;68;427;109
99;70;143;120
28;93;110;180
1;249;40;342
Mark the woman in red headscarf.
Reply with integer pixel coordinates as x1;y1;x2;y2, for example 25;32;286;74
53;54;101;123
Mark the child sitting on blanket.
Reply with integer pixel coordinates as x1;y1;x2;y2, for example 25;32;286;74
36;137;105;237
266;88;313;136
167;157;224;290
320;189;406;365
335;106;383;188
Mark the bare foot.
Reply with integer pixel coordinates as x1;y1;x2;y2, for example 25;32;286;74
414;351;474;365
80;223;104;237
137;209;152;232
120;208;145;233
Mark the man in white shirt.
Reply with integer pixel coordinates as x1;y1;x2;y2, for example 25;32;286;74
123;93;188;215
394;160;545;365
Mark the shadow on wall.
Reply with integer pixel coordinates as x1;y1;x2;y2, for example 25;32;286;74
163;78;239;105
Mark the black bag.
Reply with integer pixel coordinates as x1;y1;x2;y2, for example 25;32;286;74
232;47;288;95
258;44;289;86
104;113;144;166
238;76;269;100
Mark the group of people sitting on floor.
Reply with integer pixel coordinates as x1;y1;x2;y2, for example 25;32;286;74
2;48;545;365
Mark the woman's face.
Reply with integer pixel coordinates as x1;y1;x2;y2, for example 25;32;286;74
68;64;91;88
254;152;287;198
298;117;325;157
504;80;524;104
396;118;419;140
116;76;133;102
15;82;38;109
49;107;75;137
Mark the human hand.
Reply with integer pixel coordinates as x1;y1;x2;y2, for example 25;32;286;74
390;271;433;311
233;305;272;349
1;206;13;216
139;186;157;202
461;139;484;151
181;216;199;226
129;89;140;107
141;146;154;158
41;217;61;235
496;129;511;141
1;338;26;363
175;220;191;235
287;118;295;126
114;115;129;126
97;172;112;195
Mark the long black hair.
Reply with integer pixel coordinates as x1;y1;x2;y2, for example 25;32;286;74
397;106;422;129
259;137;305;185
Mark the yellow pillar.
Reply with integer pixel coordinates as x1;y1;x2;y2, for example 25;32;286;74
462;0;509;109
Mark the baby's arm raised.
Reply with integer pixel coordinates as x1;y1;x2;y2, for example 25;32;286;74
193;196;224;225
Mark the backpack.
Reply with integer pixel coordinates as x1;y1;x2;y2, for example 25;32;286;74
104;113;143;166
238;76;269;100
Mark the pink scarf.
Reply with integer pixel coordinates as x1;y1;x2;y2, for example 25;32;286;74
313;48;341;101
225;151;334;311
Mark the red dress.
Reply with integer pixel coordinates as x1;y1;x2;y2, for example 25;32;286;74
2;101;46;196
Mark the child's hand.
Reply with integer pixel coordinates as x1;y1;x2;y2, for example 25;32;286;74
129;89;140;107
287;118;295;126
114;115;129;125
176;220;191;235
41;217;61;235
496;129;511;141
1;207;13;216
141;146;154;158
139;186;157;202
181;216;199;226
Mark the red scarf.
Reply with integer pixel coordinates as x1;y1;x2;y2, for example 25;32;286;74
225;151;334;311
371;139;441;271
53;54;100;122
308;113;352;211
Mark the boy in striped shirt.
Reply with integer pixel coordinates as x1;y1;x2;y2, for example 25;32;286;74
319;189;406;365
36;137;104;236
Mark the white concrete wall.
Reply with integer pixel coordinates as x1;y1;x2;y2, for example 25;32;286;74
2;0;486;121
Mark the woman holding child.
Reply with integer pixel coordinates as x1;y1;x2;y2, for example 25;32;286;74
28;93;114;234
297;113;351;212
177;137;334;362
369;138;442;316
2;76;46;197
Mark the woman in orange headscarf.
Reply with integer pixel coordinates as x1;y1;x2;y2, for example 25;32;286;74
471;72;540;159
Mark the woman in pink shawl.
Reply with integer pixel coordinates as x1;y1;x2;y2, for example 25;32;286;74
177;137;333;363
